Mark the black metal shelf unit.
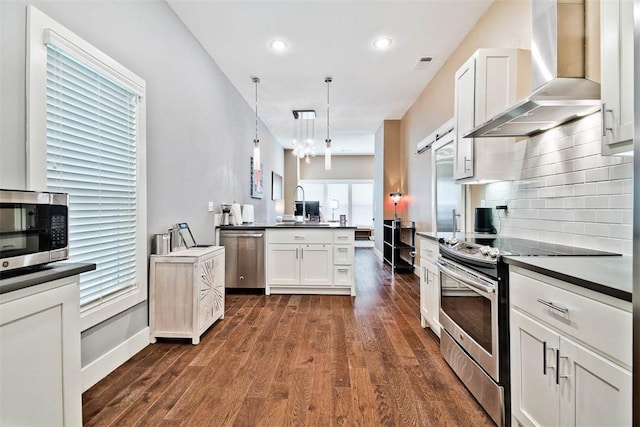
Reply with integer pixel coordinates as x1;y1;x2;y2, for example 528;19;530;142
383;219;416;273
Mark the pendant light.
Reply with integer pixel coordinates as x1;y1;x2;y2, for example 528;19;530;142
252;77;260;171
324;77;332;170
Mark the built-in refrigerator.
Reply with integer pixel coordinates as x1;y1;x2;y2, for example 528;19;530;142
433;135;462;233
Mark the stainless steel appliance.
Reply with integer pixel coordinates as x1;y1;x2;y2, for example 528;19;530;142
437;236;620;426
0;189;69;272
219;229;265;289
433;133;462;232
466;0;601;138
474;207;496;233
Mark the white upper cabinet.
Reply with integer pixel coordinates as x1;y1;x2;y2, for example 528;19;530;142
453;48;530;182
601;0;634;155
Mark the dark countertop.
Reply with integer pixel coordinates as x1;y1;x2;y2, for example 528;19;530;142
504;256;632;302
0;262;96;295
219;223;357;230
415;231;632;302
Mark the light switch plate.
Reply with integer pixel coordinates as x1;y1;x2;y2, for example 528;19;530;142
208;201;214;212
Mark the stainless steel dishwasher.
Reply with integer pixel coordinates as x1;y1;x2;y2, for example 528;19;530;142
219;229;265;289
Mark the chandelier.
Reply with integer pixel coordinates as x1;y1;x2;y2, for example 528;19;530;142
291;109;317;163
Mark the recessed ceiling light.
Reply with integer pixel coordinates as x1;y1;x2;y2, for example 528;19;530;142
269;39;288;51
373;37;392;50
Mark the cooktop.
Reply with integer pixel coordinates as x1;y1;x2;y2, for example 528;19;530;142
463;236;621;257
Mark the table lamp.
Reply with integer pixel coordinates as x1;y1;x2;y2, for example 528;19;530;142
390;192;402;220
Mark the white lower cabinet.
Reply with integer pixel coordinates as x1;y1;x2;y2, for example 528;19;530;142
268;243;332;286
419;237;440;336
0;276;82;427
510;268;632;427
150;246;225;345
266;228;354;295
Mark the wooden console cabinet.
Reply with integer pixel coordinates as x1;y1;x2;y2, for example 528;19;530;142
150;246;225;344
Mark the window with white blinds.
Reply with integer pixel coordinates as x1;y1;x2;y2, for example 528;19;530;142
28;7;147;331
45;43;140;309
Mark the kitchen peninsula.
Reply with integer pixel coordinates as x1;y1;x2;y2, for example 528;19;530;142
220;223;356;296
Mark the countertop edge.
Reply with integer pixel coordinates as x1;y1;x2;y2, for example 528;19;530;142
218;224;358;230
503;256;632;302
0;262;97;295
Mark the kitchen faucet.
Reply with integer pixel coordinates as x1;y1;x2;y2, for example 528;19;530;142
294;185;306;222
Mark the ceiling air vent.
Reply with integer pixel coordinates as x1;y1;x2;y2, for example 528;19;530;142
415;56;433;70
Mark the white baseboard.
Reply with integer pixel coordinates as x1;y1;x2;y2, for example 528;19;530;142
81;327;150;392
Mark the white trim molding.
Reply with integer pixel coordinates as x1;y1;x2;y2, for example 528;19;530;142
81;328;150;392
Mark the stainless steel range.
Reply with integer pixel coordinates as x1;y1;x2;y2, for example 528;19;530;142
436;236;619;427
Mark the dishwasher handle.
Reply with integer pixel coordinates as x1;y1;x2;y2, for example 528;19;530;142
221;233;264;238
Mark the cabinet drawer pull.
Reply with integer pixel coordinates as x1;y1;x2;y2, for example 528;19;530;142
296;248;299;259
555;349;560;385
337;268;349;273
301;248;304;259
536;298;568;314
338;248;348;252
294;235;305;240
337;236;348;240
543;341;547;375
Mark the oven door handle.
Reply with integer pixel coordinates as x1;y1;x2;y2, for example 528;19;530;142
436;261;495;294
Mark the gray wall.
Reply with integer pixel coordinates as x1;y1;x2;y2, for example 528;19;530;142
0;0;284;368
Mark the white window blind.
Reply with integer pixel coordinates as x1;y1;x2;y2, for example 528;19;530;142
45;43;140;309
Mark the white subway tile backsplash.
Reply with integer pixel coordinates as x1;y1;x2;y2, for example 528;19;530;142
563;197;583;209
596;180;627;195
563;171;585;185
584;196;609;208
531;199;546;209
563;222;585;235
609;163;633;180
609;194;633;209
574;210;597;222
585;223;609;237
483;116;632;255
583;141;601;156
562;145;586;161
585;167;609;182
546;198;565;209
596;210;623;224
574;182;597;196
609;224;632;239
573;156;597;171
555;185;575;198
597;155;625;167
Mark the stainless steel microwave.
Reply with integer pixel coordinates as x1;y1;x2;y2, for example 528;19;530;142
0;190;69;273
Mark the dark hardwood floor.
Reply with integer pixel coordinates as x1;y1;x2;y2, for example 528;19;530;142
82;248;493;426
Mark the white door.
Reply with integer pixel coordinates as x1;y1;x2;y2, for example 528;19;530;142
510;310;560;427
454;55;476;180
601;0;634;150
300;244;332;286
267;244;299;285
559;336;632;427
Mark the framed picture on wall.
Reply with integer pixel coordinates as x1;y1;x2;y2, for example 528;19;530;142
272;172;283;200
250;157;263;199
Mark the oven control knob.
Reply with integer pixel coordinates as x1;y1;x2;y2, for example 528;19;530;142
488;248;500;258
480;246;490;255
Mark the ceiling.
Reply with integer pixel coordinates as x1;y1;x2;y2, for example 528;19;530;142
167;0;494;155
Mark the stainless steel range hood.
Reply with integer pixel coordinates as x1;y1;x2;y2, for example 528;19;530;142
465;0;600;138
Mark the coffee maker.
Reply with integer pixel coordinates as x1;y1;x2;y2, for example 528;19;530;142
221;203;232;226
